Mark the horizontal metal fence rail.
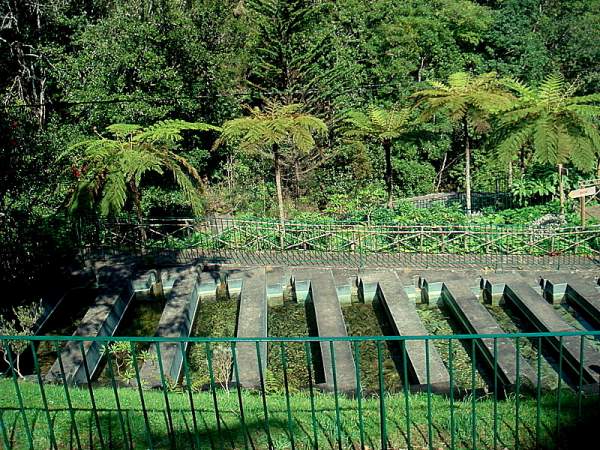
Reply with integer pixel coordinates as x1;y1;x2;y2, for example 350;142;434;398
78;217;600;269
1;331;599;449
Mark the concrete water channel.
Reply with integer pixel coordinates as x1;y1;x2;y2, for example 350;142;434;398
29;260;600;396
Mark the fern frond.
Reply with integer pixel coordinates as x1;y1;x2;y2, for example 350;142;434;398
498;105;540;126
496;125;533;162
566;93;600;105
106;124;143;138
99;171;128;216
539;73;565;103
532;115;558;165
566;104;600;119
135;120;219;144
448;72;472;89
501;77;534;99
569;136;595;172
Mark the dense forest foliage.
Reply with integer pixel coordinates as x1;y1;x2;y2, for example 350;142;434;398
1;0;600;223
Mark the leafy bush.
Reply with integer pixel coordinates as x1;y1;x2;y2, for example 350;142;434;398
510;165;584;206
0;301;44;378
102;342;155;385
393;159;436;197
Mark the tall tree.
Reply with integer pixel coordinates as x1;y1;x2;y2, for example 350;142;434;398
343;106;411;208
413;71;514;213
217;101;327;229
66;120;219;222
497;73;600;212
242;0;345;109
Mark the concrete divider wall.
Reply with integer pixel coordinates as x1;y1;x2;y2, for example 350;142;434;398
543;276;600;329
139;267;203;387
164;274;202;383
46;263;135;385
34;268;96;335
438;279;537;389
484;275;600;385
233;268;268;389
296;269;356;392
362;271;450;392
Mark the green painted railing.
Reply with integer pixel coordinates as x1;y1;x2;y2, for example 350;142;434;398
1;331;599;449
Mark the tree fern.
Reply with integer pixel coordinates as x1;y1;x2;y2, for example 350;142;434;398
342;106;411;208
412;71;513;213
497;72;600;174
217;100;327;227
65;119;217;220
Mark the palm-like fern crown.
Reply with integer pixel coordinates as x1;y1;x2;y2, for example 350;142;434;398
68;120;220;216
498;73;600;171
343;106;411;142
413;72;514;133
218;101;328;157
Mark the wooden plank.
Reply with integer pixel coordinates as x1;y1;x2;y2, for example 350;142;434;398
569;186;596;199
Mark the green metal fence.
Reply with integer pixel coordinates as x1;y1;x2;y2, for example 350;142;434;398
78;217;600;269
1;331;599;449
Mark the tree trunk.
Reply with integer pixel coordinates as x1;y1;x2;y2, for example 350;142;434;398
130;179;147;242
384;140;393;208
558;164;565;216
508;160;513;187
273;145;286;248
294;158;301;202
436;152;448;192
463;119;472;214
227;154;234;194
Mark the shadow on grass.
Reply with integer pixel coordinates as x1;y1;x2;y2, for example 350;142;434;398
532;407;600;450
2;398;599;449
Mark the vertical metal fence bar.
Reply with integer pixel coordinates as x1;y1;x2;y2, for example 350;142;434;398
470;339;477;450
449;339;455;450
556;336;563;438
255;341;273;449
280;342;295;450
515;337;520;450
0;409;10;450
578;335;585;418
29;341;57;450
205;342;224;450
154;342;175;448
53;340;82;448
401;340;411;449
329;340;343;450
493;338;498;450
231;342;249;450
79;341;106;450
304;341;319;449
376;341;387;450
130;341;154;449
424;339;433;449
180;341;201;449
536;337;542;447
3;340;34;450
353;341;365;450
106;342;129;450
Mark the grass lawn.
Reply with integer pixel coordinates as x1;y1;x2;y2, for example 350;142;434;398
0;378;597;449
